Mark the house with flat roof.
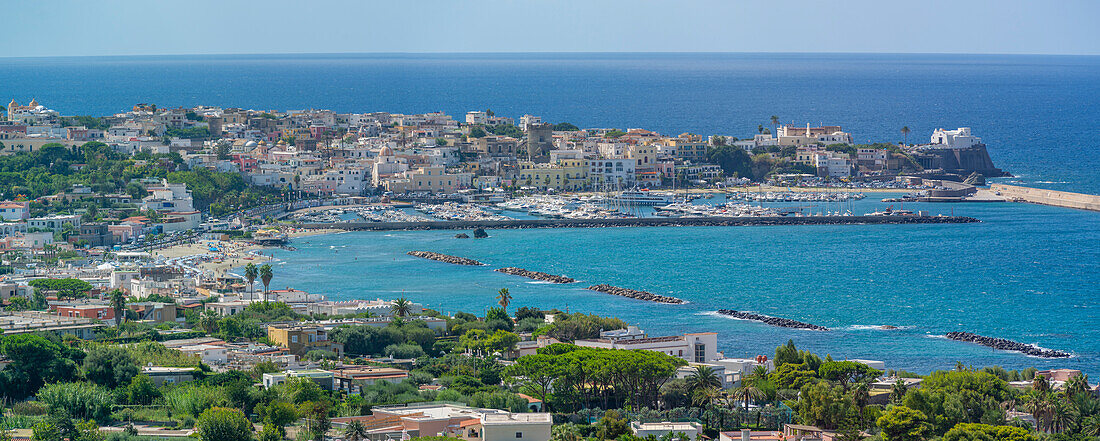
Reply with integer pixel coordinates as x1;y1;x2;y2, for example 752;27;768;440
0;311;105;339
263;369;335;390
330;366;410;394
575;329;719;363
141;366;199;386
267;323;344;357
632;422;702;440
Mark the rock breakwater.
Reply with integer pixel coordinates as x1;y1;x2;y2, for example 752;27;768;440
407;251;484;266
944;332;1070;358
716;309;828;331
496;267;575;283
587;284;684;304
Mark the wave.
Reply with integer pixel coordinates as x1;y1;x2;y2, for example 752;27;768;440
1032;181;1069;184
844;324;913;331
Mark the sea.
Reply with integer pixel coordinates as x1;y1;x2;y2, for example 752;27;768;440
3;53;1098;374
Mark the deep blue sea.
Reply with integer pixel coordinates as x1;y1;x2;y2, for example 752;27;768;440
2;53;1099;192
3;53;1098;374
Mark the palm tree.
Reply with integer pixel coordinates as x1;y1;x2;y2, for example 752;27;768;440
496;288;512;311
890;379;908;404
109;289;127;327
686;366;722;393
691;386;722;408
259;263;273;302
244;263;258;302
900;126;911;145
343;420;368;441
1033;375;1051;393
730;384;765;413
391;297;413;318
1065;374;1090;397
770;115;780;136
199;310;219;334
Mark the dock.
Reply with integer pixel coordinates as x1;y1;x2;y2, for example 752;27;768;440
990;184;1100;212
298;215;978;231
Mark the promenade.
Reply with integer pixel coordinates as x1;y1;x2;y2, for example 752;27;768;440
298;214;979;231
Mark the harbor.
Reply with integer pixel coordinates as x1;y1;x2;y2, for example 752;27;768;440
298;213;979;231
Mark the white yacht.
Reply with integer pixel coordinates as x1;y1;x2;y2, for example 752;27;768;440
611;189;675;206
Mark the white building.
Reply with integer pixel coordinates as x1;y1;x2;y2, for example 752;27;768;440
631;422;702;440
465;111;488;125
930;127;982;148
141;180;195;212
575;330;719;363
0;201;29;221
177;344;228;365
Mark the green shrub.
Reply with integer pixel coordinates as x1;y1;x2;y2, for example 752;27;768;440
36;382;114;423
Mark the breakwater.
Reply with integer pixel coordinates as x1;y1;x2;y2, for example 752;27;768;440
299;215;979;231
944;332;1071;358
406;251;484;266
587;284;684;304
716;309;828;331
495;267;575;283
990;184;1100;212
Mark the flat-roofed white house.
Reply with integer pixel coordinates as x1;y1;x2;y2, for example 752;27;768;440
632;422;702;440
575;328;719;363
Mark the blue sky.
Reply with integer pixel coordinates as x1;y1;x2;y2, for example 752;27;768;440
4;0;1099;57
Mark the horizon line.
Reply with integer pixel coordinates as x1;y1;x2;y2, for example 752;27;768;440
3;49;1100;60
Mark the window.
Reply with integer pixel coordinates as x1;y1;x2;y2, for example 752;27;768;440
516;433;523;439
291;335;298;343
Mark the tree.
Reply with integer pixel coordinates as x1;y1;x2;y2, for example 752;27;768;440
127;374;161;405
877;406;929;441
344;420;369;441
258;264;273;301
0;334;80;400
496;288;512;312
505;354;560;411
770;115;780;135
900;126;911;145
244;263;258;302
819;361;882;392
199;309;220;334
595;410;631;440
731;384;765;412
707;145;753;179
197;407;254;441
109;289;126;327
686;365;722;393
391;297;413;318
83;345;139;388
943;423;1035;441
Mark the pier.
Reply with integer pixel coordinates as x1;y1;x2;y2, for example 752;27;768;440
299;215;978;231
990;184;1100;212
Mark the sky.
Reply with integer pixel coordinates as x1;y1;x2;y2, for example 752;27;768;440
3;0;1099;57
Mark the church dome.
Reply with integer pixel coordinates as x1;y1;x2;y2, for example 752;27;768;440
379;146;394;156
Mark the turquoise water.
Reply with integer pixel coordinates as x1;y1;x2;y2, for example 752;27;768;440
261;198;1100;375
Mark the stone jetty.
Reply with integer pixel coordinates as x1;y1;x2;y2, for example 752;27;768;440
716;309;828;331
496;267;575;283
407;251;484;266
944;332;1071;358
587;284;684;304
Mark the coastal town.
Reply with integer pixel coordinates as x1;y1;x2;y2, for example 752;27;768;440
0;100;1096;441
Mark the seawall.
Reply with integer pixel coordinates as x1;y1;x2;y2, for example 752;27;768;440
991;184;1100;212
297;215;979;231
